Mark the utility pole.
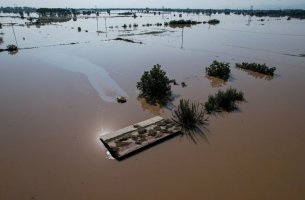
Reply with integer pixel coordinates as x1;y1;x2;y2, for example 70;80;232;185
247;5;254;26
11;21;18;47
95;5;99;33
181;27;184;49
104;17;108;37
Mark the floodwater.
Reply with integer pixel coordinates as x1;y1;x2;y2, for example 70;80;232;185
1;12;305;200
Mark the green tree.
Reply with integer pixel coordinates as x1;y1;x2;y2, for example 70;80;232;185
137;64;172;105
206;60;230;81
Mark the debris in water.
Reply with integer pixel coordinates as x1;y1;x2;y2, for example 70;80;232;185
113;37;142;44
117;96;127;103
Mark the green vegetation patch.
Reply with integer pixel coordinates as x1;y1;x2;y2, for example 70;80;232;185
137;64;172;105
206;60;231;81
172;99;208;132
204;87;244;113
236;62;276;76
168;20;202;28
7;44;18;52
208;19;220;25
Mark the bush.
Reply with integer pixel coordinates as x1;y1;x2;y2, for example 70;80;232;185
172;99;208;132
236;62;276;76
206;60;231;80
7;44;18;52
168;20;201;28
208;19;220;25
137;64;172;105
77;27;81;32
204;87;244;113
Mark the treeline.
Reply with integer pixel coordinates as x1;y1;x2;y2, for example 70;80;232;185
0;6;36;14
242;9;305;19
36;8;72;17
1;7;305;19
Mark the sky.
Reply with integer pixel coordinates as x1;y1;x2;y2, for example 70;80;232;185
1;0;305;9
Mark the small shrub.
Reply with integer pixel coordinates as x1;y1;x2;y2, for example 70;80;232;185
172;99;208;132
208;19;220;25
7;44;18;52
236;62;276;76
165;123;174;129
137;64;172;105
77;27;81;32
115;140;131;148
138;128;147;134
148;129;157;137
154;126;161;131
206;60;231;80
204;87;244;113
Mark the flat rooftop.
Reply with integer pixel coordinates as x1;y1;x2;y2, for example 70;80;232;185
100;116;181;160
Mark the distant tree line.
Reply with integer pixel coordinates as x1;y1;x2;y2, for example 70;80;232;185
1;7;304;19
36;8;72;17
0;6;36;14
245;9;305;19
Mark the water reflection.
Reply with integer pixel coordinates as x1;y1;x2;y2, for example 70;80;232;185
137;96;164;115
181;27;184;49
8;50;18;55
35;52;128;102
237;68;274;80
205;75;227;88
37;16;72;24
179;124;210;144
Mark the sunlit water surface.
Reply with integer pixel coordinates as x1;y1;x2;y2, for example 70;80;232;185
0;12;305;200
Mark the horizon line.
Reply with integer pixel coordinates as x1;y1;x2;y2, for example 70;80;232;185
1;6;305;11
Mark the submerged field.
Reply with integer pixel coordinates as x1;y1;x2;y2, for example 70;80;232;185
0;11;305;200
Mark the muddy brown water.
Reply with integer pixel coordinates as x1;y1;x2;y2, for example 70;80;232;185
0;13;305;200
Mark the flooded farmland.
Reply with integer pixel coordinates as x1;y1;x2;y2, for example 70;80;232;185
1;11;305;200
